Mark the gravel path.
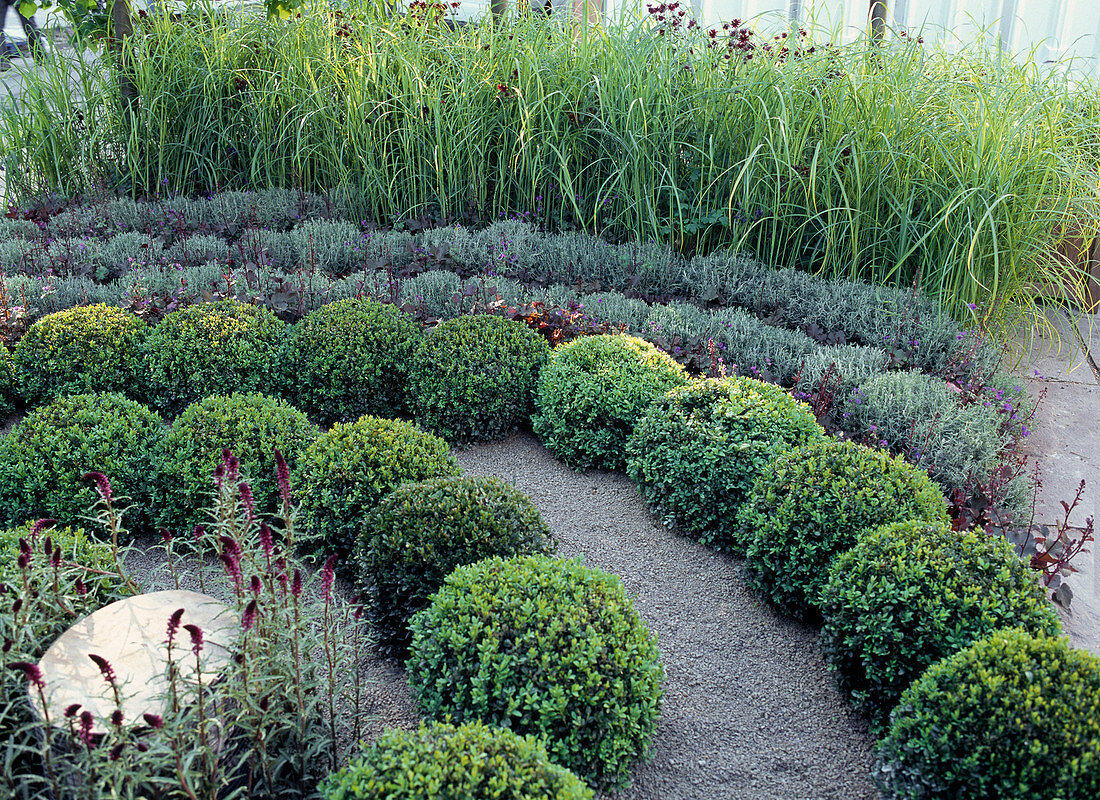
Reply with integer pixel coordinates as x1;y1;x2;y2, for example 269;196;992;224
126;430;876;800
455;432;876;800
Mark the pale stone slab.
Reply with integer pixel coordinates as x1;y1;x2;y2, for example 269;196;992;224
31;590;239;732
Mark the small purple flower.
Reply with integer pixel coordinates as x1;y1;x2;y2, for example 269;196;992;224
142;713;164;729
109;742;125;761
238;482;254;519
291;569;303;599
64;703;82;718
219;551;243;593
259;523;274;558
242;599;258;631
31;518;56;537
183;624;203;655
166;608;185;645
321;555;338;601
78;711;95;746
158;527;173;545
110;709;124;728
249;575;262;595
82;472;113;503
11;661;44;689
88;654;117;685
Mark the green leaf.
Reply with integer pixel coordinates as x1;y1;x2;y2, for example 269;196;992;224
18;1;36;17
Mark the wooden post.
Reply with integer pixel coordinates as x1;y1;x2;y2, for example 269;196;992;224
869;0;888;42
108;0;138;116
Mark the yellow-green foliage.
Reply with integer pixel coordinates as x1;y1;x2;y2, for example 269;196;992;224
295;415;461;559
140;299;288;415
409;315;549;446
820;521;1061;730
874;629;1100;800
320;722;594;800
14;304;147;406
740;440;950;619
533;334;689;470
626;377;825;549
283;298;423;425
408;555;664;791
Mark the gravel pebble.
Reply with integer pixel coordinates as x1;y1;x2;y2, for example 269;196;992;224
455;432;877;800
125;429;876;799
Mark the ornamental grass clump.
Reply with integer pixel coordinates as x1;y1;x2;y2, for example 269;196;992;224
409;314;549;446
154;393;318;537
625;377;824;549
320;721;594;800
740;440;949;619
819;521;1062;730
357;475;554;658
0;392;164;532
295;415;460;559
13;304;147;406
282;298;423;424
532;334;689;470
407;555;663;790
874;629;1100;800
139;299;288;415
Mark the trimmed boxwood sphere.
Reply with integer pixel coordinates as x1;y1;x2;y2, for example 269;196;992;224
153;393;318;537
532;334;689;470
0;520;119;597
874;629;1100;800
283;298;423;425
140;299;288;415
820;520;1062;730
357;475;555;658
0;392;164;532
409;314;550;446
295;416;461;559
407;555;664;790
625;377;825;549
0;345;15;416
740;440;949;619
319;721;594;800
14;304;147;406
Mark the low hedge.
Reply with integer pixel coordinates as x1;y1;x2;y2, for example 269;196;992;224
282;298;423;424
739;440;949;618
874;629;1100;800
357;476;554;658
139;299;288;415
819;521;1062;730
153;393;318;537
409;314;550;446
320;722;594;800
625;377;825;549
295;416;461;559
532;334;689;470
407;555;663;790
13;304;147;406
0;393;164;532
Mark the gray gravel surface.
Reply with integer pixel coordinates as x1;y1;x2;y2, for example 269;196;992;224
124;429;876;800
455;432;877;800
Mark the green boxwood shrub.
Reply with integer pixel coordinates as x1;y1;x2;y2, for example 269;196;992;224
357;475;555;658
320;721;594;800
0;346;15;417
409;314;550;446
283;298;423;424
153;393;318;536
295;416;461;558
13;304;147;406
532;334;689;470
0;393;164;532
407;555;664;790
625;377;825;549
819;521;1062;730
139;299;288;415
0;521;117;590
740;440;949;619
874;629;1100;800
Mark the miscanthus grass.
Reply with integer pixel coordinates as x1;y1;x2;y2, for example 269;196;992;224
2;2;1098;319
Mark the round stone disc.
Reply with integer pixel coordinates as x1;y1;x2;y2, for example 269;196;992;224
31;590;239;732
